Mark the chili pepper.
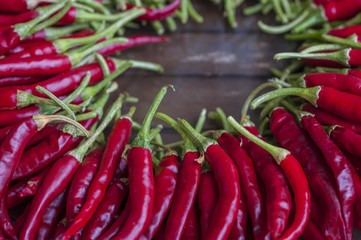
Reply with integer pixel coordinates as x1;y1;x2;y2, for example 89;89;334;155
329;125;361;157
348;69;361;79
6;175;32;208
301;72;361;97
0;1;72;55
97;35;168;57
347;161;361;230
62;110;133;239
19;96;124;240
270;107;347;239
251;86;361;125
0;193;17;239
299;114;355;240
14;203;31;235
228;116;311;240
124;0;180;21
18;165;51;197
344;151;361;173
53;218;66;240
26;124;60;148
110;157;128;185
301;219;325;240
227;191;247;240
218;132;267;240
66;145;105;226
0;11;39;25
0;0;40;13
181;205;201;240
156;112;201;240
98;202;130;240
301;103;361;134
179;119;241;240
12;116;97;180
197;170;218;236
0;125;14;146
35;188;67;240
140;153;181;240
0;76;46;87
82;180;128;240
86;87;169;240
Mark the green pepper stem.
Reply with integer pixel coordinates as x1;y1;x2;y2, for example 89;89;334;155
215;108;235;133
284;29;325;41
227;116;289;164
81;61;132;101
272;0;288;23
76;0;111;14
258;117;270;136
54;8;146;53
322;34;361;49
76;8;137;22
244;3;264;15
95;54;110;77
69;95;124;162
36;86;76;120
64;72;91;104
30;1;72;35
293;8;326;33
280;100;313;121
112;59;164;72
131;85;173;149
180;0;189;24
75;112;98;122
250;86;321;110
44;23;89;41
195;108;207;133
14;0;69;39
274;48;351;67
258;9;310;34
314;66;350;74
187;0;203;23
151;21;165;35
88;92;112;119
259;97;284;120
149;125;163;141
300;44;345;53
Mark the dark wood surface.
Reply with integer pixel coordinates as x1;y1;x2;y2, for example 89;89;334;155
116;0;297;142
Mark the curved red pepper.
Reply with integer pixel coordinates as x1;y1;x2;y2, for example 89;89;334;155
19;165;51;197
26;124;60;148
270;108;347;239
62;117;132;239
181;205;201;240
163;151;201;240
227;192;247;240
330;126;361;158
0;27;21;55
218;132;268;240
6;176;31;208
0;194;17;239
328;24;361;38
0;76;46;87
98;203;130;240
124;0;180;21
0;0;31;13
0;10;39;25
323;0;361;21
6;42;57;59
14;203;31;235
66;145;105;226
140;153;180;240
53;219;66;240
240;126;292;239
301;115;355;239
56;6;77;25
82;180;128;240
348;69;361;79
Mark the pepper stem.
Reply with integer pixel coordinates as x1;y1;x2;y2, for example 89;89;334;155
322;34;361;49
33;114;90;138
64;72;91;104
95;54;110;77
258;9;310;34
131;85;173;149
241;81;281;123
75;112;97;122
178;119;216;153
280;100;313;121
284;29;325;41
195;108;207;133
259;97;284;120
300;44;345;54
274;48;351;67
250;86;321;110
214;108;235;133
227;116;290;164
76;0;111;14
68;95;124;162
44;23;89;41
292;8;325;33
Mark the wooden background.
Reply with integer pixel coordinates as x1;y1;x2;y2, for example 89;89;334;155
117;0;297;143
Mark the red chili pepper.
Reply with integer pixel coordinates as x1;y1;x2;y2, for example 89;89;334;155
0;76;46;87
82;180;128;240
180;205;201;240
344;151;361;174
329;125;361;158
124;0;180;21
12;117;97;180
98;202;130;240
18;165;51;197
0;11;39;25
26;124;60;148
301;115;355;240
66;145;105;226
328;24;361;38
35;188;67;240
239;124;291;239
270;107;347;239
301;72;361;96
0;193;17;239
97;35;168;57
179;119;241;240
19;96;124;240
0;0;39;13
53;219;66;240
0;125;13;146
251;86;361;126
197;170;218;236
96;87;169;240
62;115;132;239
348;69;361;79
228;116;311;240
301;219;325;240
227;191;247;240
14;203;31;235
140;153;181;240
156;113;201;240
218;132;266;240
110;157;128;185
6;176;32;208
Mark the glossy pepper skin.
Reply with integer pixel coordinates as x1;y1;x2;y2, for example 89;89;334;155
35;188;67;240
62;117;132;239
330;126;361;158
19;165;51;197
301;115;355;240
197;170;218;236
227;190;247;240
240;126;292;239
302;73;361;97
0;193;17;239
124;0;180;21
0;27;21;55
82;180;128;240
302;103;361;134
66;146;105;226
0;76;45;87
270;108;347;239
328;24;361;38
163;151;201;240
6;42;57;59
0;106;42;128
0;10;38;25
218;132;268;240
140;153;181;240
6;175;32;208
200;144;240;240
12;117;97;180
0;0;34;13
0;59;116;110
181;205;201;240
322;0;361;22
